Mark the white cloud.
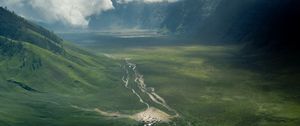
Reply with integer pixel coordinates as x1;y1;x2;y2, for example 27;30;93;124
0;0;114;28
116;0;178;4
143;0;178;3
0;0;178;28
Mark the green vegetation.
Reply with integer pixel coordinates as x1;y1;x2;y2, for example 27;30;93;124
0;39;144;125
66;33;300;126
0;36;24;57
0;7;144;126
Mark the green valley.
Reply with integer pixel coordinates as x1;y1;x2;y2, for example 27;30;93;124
60;32;300;126
1;0;300;125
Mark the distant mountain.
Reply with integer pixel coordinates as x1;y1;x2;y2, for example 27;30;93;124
161;0;300;54
89;0;169;30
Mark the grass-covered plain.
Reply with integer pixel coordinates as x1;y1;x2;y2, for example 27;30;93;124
61;32;300;126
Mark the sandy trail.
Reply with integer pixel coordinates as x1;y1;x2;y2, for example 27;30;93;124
72;105;172;125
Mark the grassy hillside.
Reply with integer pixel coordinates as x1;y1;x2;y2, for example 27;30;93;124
0;33;147;125
0;39;145;125
0;6;148;126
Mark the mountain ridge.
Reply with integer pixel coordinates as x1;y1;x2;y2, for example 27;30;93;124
0;7;63;53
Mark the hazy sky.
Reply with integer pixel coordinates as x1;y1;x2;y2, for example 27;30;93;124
0;0;178;28
116;0;178;3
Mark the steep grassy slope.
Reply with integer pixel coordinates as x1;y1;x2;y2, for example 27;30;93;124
0;7;147;126
0;34;148;125
0;39;144;125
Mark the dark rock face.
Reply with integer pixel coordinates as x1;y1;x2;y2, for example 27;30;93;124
89;0;169;30
162;0;300;53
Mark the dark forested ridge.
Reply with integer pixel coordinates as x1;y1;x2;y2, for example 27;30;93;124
0;36;24;57
0;7;63;53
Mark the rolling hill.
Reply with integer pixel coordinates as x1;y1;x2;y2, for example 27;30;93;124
0;7;142;126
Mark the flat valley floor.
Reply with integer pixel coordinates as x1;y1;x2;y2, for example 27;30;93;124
60;31;300;126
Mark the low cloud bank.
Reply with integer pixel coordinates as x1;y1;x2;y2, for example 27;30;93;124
0;0;114;27
116;0;178;4
0;0;178;28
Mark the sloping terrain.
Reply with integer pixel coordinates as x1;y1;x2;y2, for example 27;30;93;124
0;7;148;126
0;39;143;126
